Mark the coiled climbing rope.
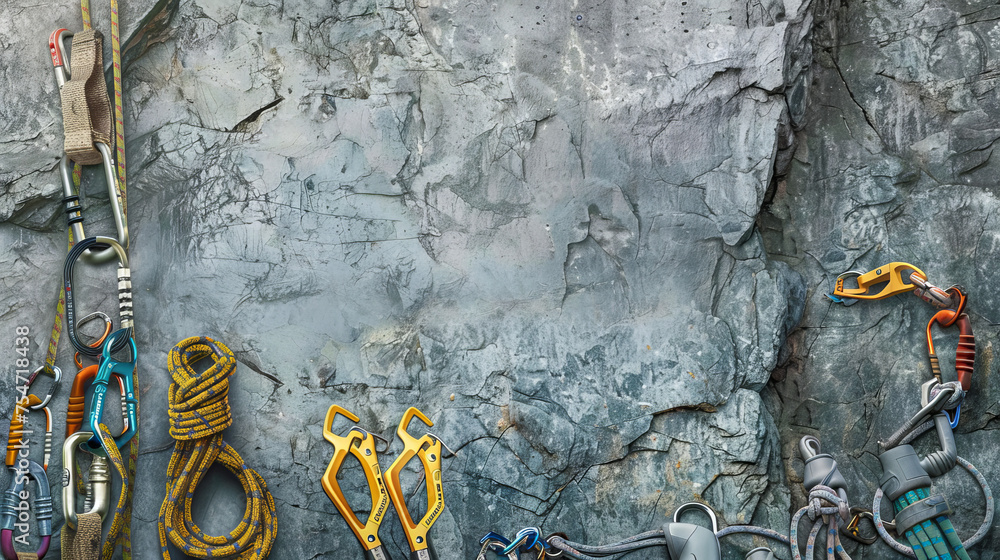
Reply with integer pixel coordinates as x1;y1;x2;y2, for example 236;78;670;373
158;336;277;560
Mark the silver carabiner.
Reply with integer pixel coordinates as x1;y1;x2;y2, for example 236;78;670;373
50;28;129;264
62;431;111;529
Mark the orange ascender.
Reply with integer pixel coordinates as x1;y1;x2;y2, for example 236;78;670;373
828;262;927;305
321;406;393;560
385;407;445;560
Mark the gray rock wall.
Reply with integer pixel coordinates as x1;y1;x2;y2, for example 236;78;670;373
0;0;995;559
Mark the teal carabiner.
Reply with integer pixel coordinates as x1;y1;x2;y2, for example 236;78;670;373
85;329;138;455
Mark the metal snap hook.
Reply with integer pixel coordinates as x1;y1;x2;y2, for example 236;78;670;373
25;365;61;411
672;502;719;533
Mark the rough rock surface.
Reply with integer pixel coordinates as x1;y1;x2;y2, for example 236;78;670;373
0;0;995;559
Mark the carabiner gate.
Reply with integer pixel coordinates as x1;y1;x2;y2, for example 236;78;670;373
926;308;975;392
67;363;130;438
84;329;138;455
24;364;61;411
6;394;53;472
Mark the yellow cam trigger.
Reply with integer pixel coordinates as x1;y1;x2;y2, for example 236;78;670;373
321;405;392;558
832;262;926;302
385;407;445;558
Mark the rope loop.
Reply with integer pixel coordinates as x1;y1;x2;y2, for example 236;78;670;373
159;336;277;560
167;337;235;440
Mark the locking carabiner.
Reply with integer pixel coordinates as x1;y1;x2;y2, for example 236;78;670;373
67;363;130;439
321;405;392;560
385;407;446;560
84;329;138;455
5;394;53;472
927;309;975;392
64;236;133;357
828;262;926;303
50;28;129;264
61;432;110;530
0;462;52;560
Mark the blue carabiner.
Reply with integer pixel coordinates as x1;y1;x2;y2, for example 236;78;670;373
502;527;545;555
85;329;138;455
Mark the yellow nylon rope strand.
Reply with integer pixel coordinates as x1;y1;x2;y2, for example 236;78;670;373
73;0;135;556
158;337;277;559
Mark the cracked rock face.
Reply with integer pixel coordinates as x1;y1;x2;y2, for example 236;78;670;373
2;0;995;558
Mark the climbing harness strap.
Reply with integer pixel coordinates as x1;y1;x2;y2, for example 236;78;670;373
158;337;277;560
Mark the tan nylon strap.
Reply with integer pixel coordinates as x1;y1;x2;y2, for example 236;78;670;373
60;512;103;560
60;30;112;165
16;552;39;560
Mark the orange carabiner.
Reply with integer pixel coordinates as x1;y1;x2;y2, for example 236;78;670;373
6;394;53;471
831;262;926;303
927;310;975;391
385;407;445;560
320;406;392;560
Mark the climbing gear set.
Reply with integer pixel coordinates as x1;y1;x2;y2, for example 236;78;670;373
829;261;993;560
321;405;451;560
49;0;141;555
480;436;916;560
158;336;277;560
483;502;728;560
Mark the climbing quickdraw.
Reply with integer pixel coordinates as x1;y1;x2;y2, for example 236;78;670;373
830;262;989;558
830;261;975;425
49;28;129;265
321;405;392;560
385;407;447;560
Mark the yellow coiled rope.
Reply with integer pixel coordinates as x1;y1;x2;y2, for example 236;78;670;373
158;337;277;559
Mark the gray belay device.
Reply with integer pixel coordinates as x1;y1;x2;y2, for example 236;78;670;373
663;503;721;559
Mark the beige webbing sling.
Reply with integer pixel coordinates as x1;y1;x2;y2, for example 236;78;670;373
59;30;112;165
